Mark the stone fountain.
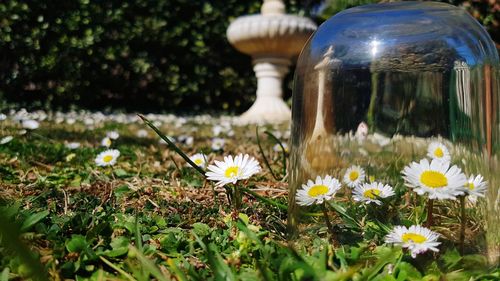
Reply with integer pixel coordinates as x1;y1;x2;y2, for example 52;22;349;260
227;0;317;124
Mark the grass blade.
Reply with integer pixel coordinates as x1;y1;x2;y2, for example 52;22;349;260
99;256;137;281
240;187;287;211
128;246;171;281
138;114;205;176
264;130;287;179
255;126;279;181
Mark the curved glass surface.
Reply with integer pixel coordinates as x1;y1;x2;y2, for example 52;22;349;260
289;1;499;265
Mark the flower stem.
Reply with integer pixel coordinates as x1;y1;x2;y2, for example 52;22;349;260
425;199;434;227
322;202;334;240
233;185;242;212
459;195;466;255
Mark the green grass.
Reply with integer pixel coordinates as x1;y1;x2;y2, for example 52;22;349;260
0;117;498;281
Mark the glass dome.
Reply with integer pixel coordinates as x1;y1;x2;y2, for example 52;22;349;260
289;1;499;265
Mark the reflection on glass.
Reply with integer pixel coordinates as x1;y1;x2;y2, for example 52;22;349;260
289;2;499;265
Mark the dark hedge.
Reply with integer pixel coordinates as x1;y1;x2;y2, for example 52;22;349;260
0;0;318;113
0;0;496;113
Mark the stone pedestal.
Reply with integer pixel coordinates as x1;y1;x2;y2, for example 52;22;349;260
226;0;316;124
238;58;291;124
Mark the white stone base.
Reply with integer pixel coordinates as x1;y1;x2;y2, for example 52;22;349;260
237;57;291;125
237;95;291;125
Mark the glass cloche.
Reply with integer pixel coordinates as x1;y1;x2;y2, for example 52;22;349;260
288;1;499;265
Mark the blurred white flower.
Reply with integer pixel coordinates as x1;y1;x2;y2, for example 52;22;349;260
211;138;225;151
0;136;13;144
355;122;368;142
106;131;120;140
136;129;148;138
273;143;288;153
0;113;7;121
22;120;40;130
101;137;112;147
212;125;223;136
184;136;194;146
65;142;81;149
370;133;391;147
84;118;95;126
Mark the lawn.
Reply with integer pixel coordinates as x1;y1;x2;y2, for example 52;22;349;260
0;110;498;280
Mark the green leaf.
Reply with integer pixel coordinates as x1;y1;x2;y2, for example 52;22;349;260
66;235;88;253
1;268;9;281
441;248;461;269
396;262;422;281
192;223;211;238
102;237;130;257
20;210;49;232
113;168;128;178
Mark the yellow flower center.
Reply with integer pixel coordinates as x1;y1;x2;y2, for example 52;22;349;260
468;182;475;190
420;171;448;188
349;171;359;181
363;189;381;199
308;184;329;197
194;158;203;165
225;166;239;178
434;147;444;158
402;233;427;244
103;155;114;163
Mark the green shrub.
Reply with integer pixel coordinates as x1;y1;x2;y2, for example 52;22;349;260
0;0;318;113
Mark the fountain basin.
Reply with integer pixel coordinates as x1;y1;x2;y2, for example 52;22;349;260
227;14;317;58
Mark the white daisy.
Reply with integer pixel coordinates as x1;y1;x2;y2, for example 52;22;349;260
101;137;112;147
0;136;13;144
22;119;40;130
427;142;451;163
402;158;467;200
295;175;341;206
189;153;208;169
464;174;488;198
95;149;120;166
211;138;225;151
352;182;395;205
106;131;120;140
385;225;441;258
205;154;261;187
343;165;366;188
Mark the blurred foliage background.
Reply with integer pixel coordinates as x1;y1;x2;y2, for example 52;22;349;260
0;0;498;113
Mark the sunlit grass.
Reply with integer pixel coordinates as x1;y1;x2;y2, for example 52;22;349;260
0;113;498;280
